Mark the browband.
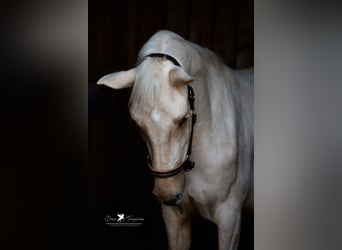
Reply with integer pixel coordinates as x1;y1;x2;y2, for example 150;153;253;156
146;53;181;67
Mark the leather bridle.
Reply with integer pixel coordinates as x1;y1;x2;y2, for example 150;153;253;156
141;53;197;179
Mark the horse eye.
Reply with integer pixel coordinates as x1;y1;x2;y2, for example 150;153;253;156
179;114;189;127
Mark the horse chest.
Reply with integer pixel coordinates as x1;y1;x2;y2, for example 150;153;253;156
185;165;236;218
186;181;217;219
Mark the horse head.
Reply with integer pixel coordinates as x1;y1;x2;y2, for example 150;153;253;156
98;55;195;206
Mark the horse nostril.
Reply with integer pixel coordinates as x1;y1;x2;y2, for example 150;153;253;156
163;193;183;206
173;193;183;205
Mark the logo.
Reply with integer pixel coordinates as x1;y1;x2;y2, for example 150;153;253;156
117;213;125;222
105;212;144;227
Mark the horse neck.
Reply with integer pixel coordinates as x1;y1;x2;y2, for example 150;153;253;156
189;49;240;160
193;49;238;128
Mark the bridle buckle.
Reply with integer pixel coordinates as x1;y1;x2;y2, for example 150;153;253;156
184;160;195;172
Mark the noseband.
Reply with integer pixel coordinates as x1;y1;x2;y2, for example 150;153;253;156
141;53;197;179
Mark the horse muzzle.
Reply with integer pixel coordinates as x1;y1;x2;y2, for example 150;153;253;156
153;192;183;206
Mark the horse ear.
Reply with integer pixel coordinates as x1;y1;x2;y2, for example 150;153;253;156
169;67;193;86
97;68;136;89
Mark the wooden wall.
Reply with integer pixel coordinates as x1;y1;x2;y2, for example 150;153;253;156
89;1;253;249
89;0;253;82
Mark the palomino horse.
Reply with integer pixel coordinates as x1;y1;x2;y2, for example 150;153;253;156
98;30;253;250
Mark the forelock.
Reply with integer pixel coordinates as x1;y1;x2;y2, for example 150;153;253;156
129;59;165;110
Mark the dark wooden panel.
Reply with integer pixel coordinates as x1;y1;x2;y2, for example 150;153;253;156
89;0;113;81
188;0;215;49
109;0;139;69
236;0;254;68
138;0;167;45
212;0;240;67
166;0;191;38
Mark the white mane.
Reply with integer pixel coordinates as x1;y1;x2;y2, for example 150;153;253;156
128;58;163;110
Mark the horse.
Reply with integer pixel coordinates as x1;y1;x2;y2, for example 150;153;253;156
97;30;253;250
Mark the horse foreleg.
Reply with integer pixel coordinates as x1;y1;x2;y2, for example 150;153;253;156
161;205;192;250
215;202;242;250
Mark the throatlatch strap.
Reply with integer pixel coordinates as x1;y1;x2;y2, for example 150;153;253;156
186;86;196;157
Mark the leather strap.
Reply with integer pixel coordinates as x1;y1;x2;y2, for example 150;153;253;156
146;53;181;67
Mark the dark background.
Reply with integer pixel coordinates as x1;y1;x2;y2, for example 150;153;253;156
89;0;253;249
